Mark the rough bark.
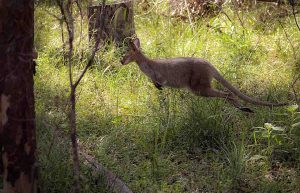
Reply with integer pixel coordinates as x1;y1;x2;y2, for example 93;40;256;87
88;1;135;44
0;0;38;193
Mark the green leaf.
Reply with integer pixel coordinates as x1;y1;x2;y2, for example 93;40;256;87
271;126;284;131
292;122;300;128
252;127;266;130
111;115;123;124
261;131;269;138
287;104;299;113
248;154;267;161
272;135;284;144
264;123;273;130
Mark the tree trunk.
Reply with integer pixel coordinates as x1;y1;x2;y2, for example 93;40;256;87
88;1;135;44
0;0;38;193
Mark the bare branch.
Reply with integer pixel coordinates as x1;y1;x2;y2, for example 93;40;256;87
73;0;106;89
45;8;67;65
75;0;84;51
291;0;300;32
70;87;80;193
291;75;299;102
221;10;233;24
56;1;80;193
184;0;195;32
65;0;75;87
64;1;81;191
278;20;297;60
44;9;61;20
56;0;74;84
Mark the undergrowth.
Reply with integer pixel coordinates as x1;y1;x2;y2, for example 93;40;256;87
35;1;300;192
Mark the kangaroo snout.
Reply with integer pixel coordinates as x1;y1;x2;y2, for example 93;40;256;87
120;54;129;65
120;57;129;65
121;52;134;65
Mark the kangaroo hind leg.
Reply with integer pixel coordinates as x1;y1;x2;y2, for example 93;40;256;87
192;88;254;113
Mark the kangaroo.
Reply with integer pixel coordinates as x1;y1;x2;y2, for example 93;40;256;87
121;38;288;113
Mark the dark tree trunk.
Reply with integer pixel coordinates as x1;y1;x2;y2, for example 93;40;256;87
88;1;135;44
0;0;38;193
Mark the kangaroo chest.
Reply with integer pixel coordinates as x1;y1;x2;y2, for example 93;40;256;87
138;63;158;79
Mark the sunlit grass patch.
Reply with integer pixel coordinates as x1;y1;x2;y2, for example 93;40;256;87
34;2;299;192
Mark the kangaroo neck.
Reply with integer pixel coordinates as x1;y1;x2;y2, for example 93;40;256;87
135;52;156;78
135;51;152;67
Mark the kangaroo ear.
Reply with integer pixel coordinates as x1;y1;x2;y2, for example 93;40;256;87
133;38;140;48
129;38;140;51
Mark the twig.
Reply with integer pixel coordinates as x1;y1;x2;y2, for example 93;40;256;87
75;0;84;59
235;10;245;29
57;1;106;193
44;9;61;20
73;0;106;89
291;0;300;32
56;0;74;83
46;129;56;158
221;10;233;24
232;0;245;29
56;0;80;192
66;0;74;87
45;8;67;65
61;21;66;65
184;0;195;33
64;0;81;192
291;75;299;102
278;20;297;60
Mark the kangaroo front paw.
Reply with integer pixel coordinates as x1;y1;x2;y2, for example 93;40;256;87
239;107;254;113
154;82;163;90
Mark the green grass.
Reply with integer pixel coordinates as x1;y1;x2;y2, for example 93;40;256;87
35;2;300;192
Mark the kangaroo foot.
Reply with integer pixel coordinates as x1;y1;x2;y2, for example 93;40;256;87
154;82;163;90
239;107;254;113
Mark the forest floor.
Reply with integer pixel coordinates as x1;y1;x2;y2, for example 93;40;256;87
35;2;300;193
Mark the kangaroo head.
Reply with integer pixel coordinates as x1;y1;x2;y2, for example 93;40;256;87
121;38;141;65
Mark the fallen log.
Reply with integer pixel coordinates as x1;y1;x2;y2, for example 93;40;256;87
43;120;133;193
79;149;133;193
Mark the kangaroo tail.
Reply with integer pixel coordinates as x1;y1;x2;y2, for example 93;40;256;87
211;67;288;107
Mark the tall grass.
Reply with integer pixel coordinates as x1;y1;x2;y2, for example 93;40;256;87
35;1;300;192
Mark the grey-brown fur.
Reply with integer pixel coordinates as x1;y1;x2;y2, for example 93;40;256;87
121;38;288;113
